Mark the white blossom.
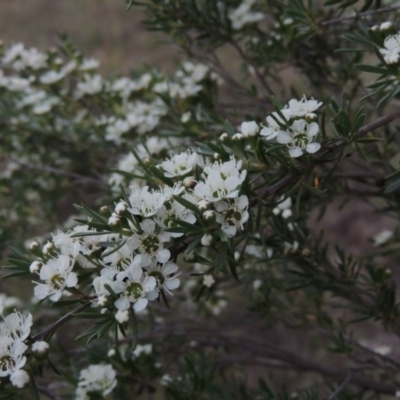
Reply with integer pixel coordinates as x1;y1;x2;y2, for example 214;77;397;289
34;255;78;302
77;364;117;398
380;33;400;64
159;151;199;178
277;119;321;158
240;121;259;137
203;274;215;287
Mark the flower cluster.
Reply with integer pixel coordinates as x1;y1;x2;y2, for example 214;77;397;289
0;311;32;388
379;32;400;65
75;364;117;400
229;0;264;30
260;96;323;157
28;153;248;320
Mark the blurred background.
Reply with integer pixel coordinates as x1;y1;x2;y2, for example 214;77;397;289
0;0;177;74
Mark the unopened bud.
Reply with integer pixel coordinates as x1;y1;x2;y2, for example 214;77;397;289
201;234;213;247
203;210;216;222
219;132;229;141
183;176;196;188
197;200;210;211
108;215;121;229
301;248;311;257
31;341;49;361
115;201;128;216
232;133;244;141
99;205;112;217
29;260;43;274
42;242;54;255
213;153;220;160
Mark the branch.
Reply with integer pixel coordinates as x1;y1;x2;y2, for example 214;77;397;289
31;301;91;341
320;5;400;26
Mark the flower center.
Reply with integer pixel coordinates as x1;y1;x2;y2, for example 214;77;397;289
149;270;165;286
292;132;309;149
141;235;160;254
50;274;65;290
0;355;15;372
125;282;143;299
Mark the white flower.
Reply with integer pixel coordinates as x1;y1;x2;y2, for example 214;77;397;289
240;121;259;137
273;197;292;218
76;74;103;97
380;33;400;64
127;219;171;265
34;255;78;302
285;96;322;118
380;22;392;31
155;199;196;237
29;260;43;274
203;274;215;287
3;43;24;64
132;344;152;357
277;119;321;158
229;1;264;30
128;186;166;218
260;109;292;140
146;261;181;298
111;263;156;312
215;195;249;237
1;312;32;341
0;337;27;378
159;151;199;178
77;364;117;397
80;58;100;71
10;369;29;388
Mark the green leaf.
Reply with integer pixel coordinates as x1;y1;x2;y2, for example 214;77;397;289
214;242;228;272
355;64;388;74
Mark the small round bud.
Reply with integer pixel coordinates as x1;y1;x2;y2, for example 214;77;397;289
203;210;216;222
42;242;54;255
29;260;43;274
253;279;262;290
184;251;196;262
370;25;379;31
197;200;210;211
29;241;39;252
305;112;317;120
385;268;392;276
108;215;121;228
219;132;229;141
99;205;112;217
183;176;196;188
213;152;220;160
240;121;259;137
201;234;213;247
283;17;293;25
115;201;128;216
282;209;292;219
32;341;49;361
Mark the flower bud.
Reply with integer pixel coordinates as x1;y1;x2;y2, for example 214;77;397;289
108;215;121;230
32;341;50;361
115;309;129;324
115;201;128;216
219;132;229;141
380;21;392;31
197;200;210;211
99;205;112;217
203;210;216;222
201;234;213;247
213;153;220;160
29;260;43;274
183;176;196;188
42;242;54;255
232;133;244;141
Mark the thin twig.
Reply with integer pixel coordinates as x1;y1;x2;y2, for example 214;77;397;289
328;370;353;399
321;5;400;26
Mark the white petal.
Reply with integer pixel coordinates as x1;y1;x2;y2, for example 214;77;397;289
146;289;159;301
143;276;157;292
276;131;292;144
306;142;321;154
65;272;78;288
114;297;129;310
288;147;303;158
133;298;148;312
34;284;51;300
162;261;178;275
165;278;180;290
307;122;319;137
156;248;171;263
